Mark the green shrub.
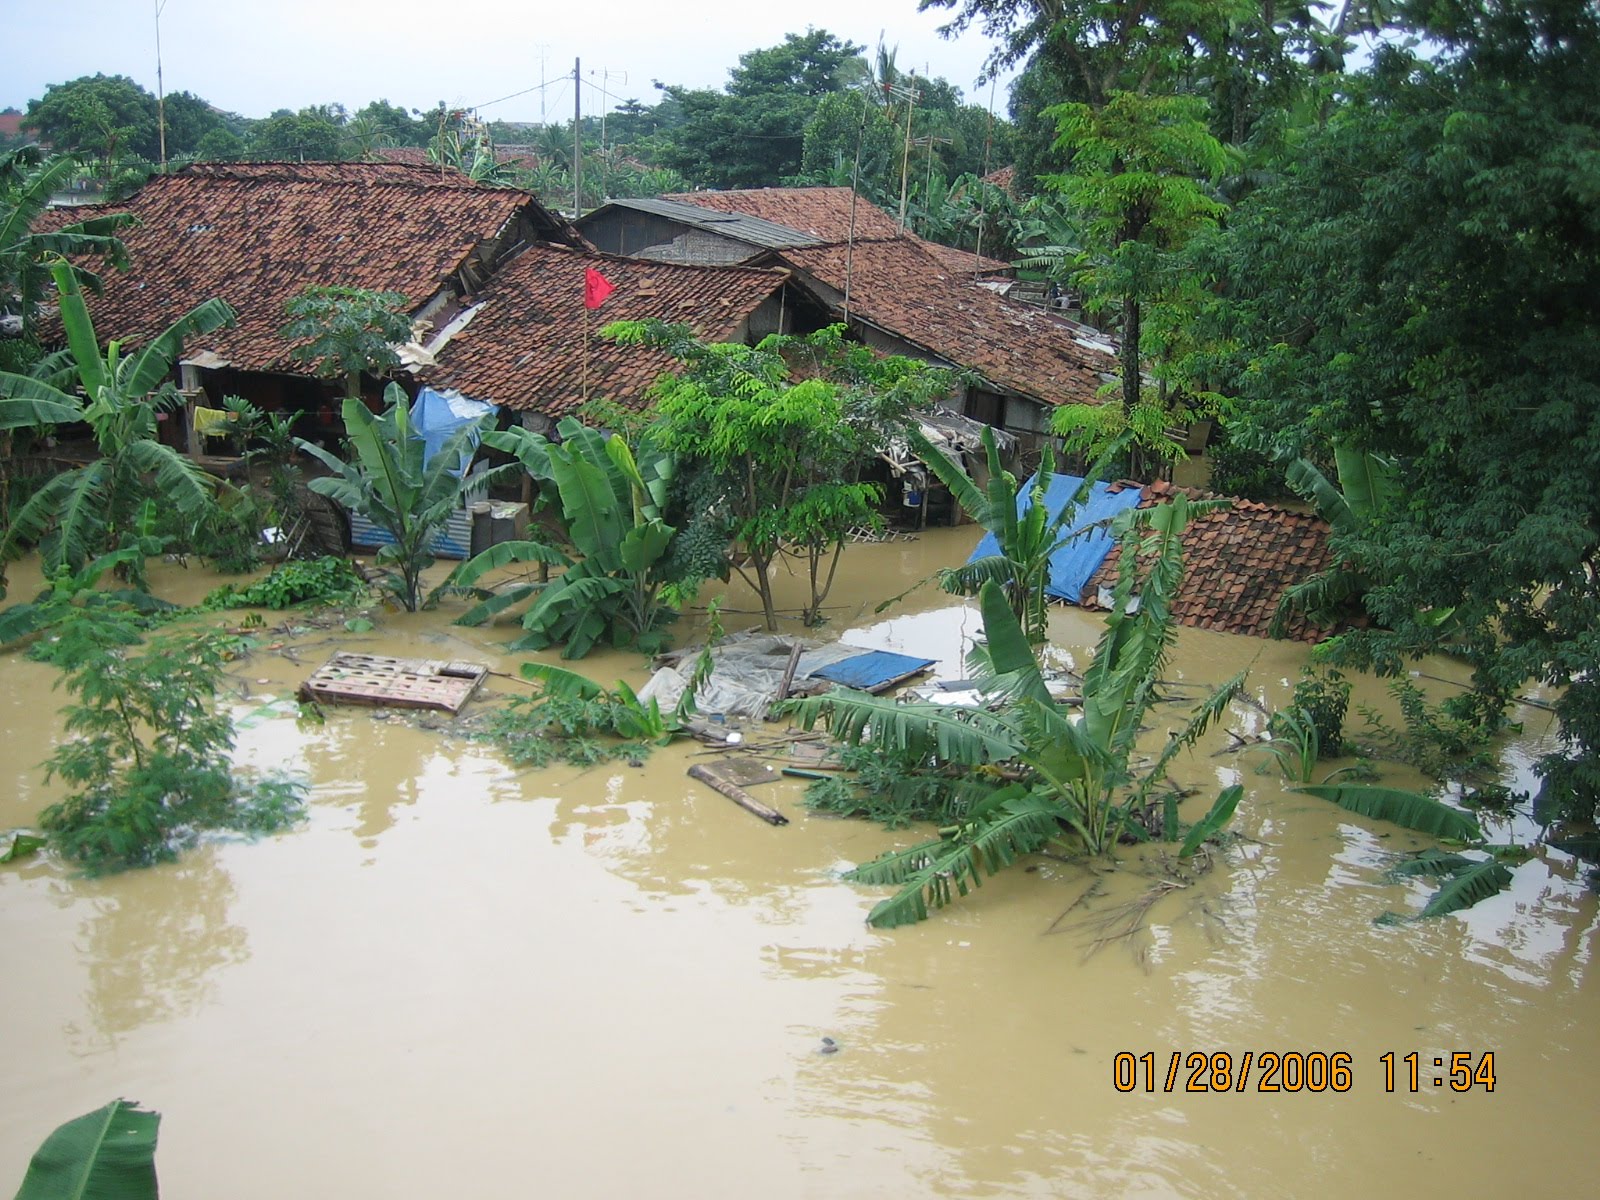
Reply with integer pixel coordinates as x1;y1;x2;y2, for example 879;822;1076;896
202;555;367;610
40;627;305;873
1291;668;1351;757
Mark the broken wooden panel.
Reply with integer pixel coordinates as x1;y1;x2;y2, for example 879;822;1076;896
302;652;487;714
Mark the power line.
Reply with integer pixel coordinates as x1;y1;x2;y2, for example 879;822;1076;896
473;77;566;112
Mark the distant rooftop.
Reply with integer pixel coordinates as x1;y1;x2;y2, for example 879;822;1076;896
591;197;824;251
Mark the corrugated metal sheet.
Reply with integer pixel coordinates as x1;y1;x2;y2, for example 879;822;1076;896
810;650;937;691
350;509;473;560
968;474;1145;603
590;198;823;250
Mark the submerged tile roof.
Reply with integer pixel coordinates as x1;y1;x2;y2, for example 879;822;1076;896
39;161;574;374
662;187;1110;408
1085;481;1337;642
426;245;788;416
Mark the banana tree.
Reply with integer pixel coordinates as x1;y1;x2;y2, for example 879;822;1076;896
1;147;132;336
1270;445;1398;634
784;495;1247;927
0;258;235;595
450;416;679;657
914;423;1124;648
295;386;514;612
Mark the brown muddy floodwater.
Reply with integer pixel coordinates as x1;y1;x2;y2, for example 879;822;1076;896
2;529;1597;1198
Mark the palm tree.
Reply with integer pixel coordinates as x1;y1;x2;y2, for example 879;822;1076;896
0;257;236;592
0;147;132;336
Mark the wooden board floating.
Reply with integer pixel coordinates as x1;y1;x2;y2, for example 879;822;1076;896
302;652;488;714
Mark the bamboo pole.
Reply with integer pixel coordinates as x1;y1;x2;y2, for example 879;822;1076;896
688;764;789;826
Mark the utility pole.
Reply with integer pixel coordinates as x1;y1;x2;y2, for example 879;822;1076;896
155;0;169;168
572;57;582;217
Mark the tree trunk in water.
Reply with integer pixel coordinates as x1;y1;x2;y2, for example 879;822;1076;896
1121;296;1143;479
753;549;778;632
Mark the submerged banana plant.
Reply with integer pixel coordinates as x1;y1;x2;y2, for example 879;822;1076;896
784;494;1248;928
451;416;679;657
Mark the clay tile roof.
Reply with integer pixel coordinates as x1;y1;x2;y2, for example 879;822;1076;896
776;237;1112;407
38;161;575;374
983;165;1017;194
426;246;788;417
1085;482;1339;642
662;187;1109;407
666;185;1011;273
665;186;906;242
917;239;1013;278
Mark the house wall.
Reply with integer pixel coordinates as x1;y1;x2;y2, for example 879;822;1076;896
579;211;754;266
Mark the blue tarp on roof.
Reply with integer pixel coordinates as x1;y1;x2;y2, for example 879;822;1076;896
810;650;937;691
413;386;497;475
968;474;1144;603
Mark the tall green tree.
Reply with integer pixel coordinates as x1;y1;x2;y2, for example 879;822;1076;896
1208;1;1600;821
1043;91;1233;468
24;75;158;170
608;322;953;630
658;29;861;187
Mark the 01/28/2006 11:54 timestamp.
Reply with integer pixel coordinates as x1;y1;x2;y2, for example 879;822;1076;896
1111;1051;1496;1093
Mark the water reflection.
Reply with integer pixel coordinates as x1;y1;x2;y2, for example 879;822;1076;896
70;849;246;1048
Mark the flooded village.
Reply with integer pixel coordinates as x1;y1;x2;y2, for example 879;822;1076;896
3;4;1598;1197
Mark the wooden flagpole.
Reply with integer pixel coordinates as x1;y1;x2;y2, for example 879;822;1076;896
582;295;589;400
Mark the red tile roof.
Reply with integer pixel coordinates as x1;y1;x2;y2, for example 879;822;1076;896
663;187;1110;408
667;185;1011;274
667;186;905;241
776;237;1112;407
1085;481;1338;642
426;246;788;416
983;165;1017;194
39;161;574;374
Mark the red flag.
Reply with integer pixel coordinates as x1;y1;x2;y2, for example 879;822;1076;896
584;266;616;310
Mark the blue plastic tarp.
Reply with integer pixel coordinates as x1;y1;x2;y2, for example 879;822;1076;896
967;474;1144;603
413;386;497;475
810;650;937;692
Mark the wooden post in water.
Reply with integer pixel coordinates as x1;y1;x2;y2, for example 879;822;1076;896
688;763;788;826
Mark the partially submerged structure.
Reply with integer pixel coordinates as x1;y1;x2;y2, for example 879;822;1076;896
581;187;1117;442
968;474;1338;642
39;161;583;429
422;245;828;426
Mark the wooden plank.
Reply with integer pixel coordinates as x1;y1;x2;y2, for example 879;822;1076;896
776;640;804;702
715;757;781;788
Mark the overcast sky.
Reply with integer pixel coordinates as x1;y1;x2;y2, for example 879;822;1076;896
4;0;1014;124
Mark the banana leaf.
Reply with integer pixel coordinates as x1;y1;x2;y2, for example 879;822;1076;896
14;1099;160;1200
1294;784;1481;841
1179;785;1243;859
1418;858;1513;919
